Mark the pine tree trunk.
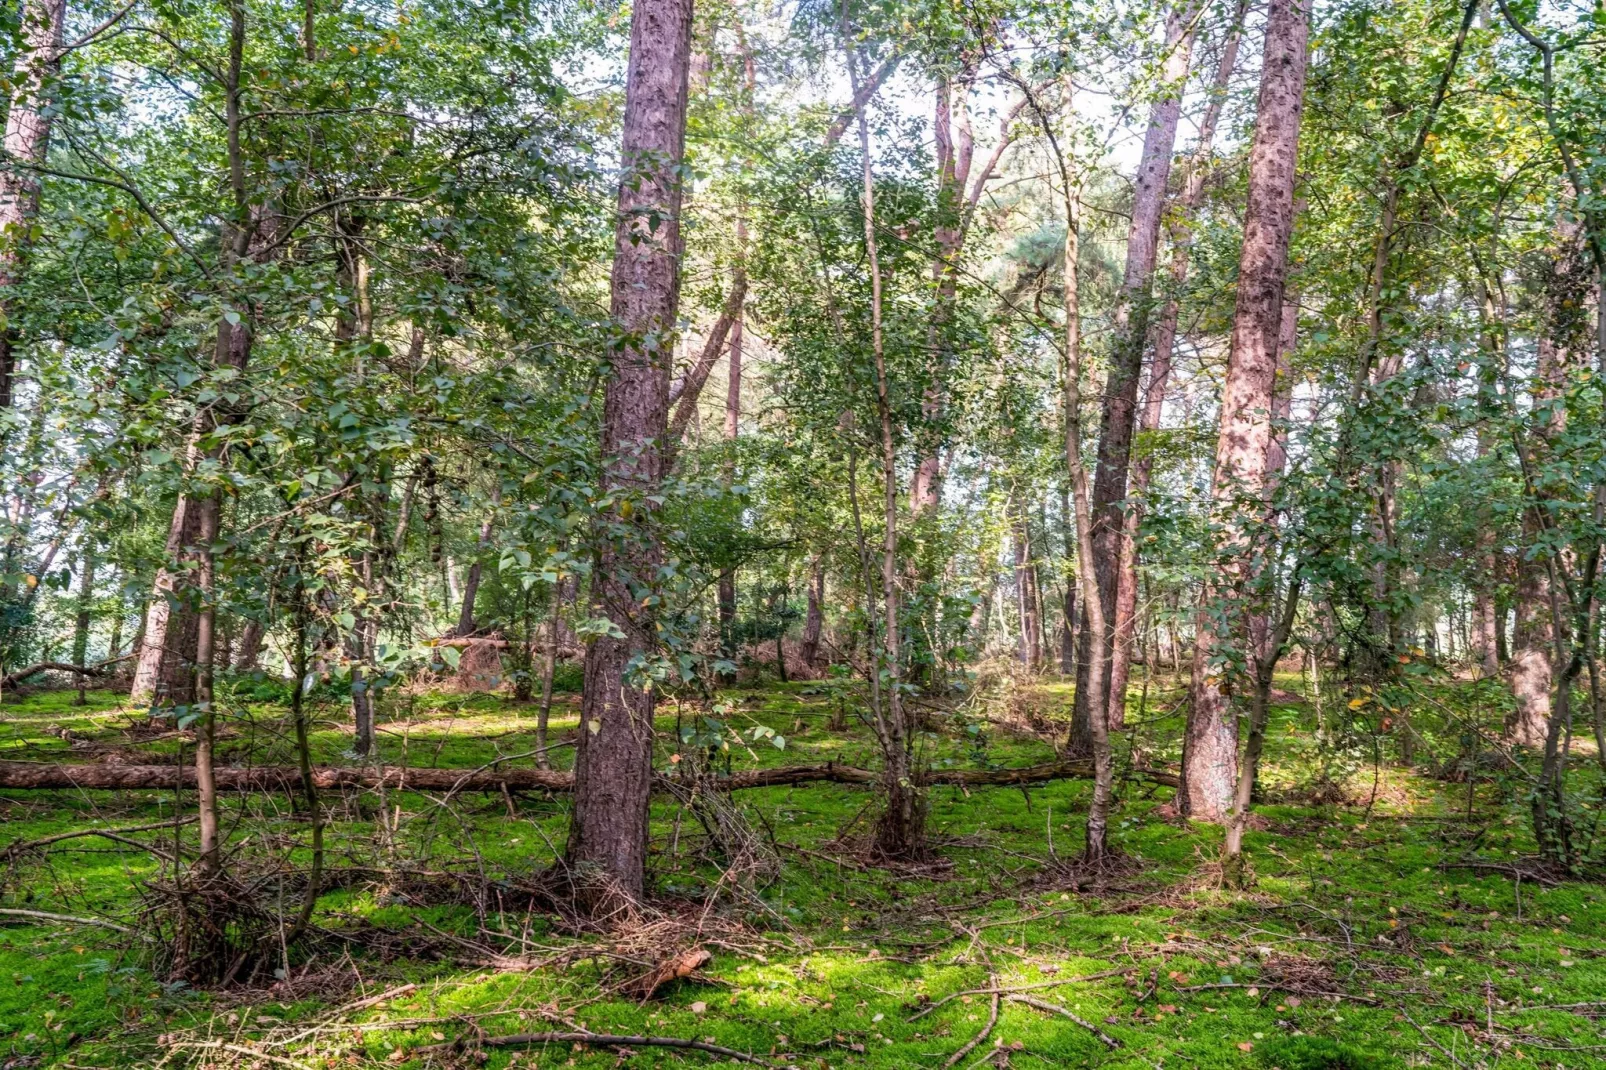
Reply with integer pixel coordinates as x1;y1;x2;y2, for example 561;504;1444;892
1070;5;1198;753
0;0;66;414
131;494;204;707
566;0;692;910
1182;0;1309;823
1108;10;1245;734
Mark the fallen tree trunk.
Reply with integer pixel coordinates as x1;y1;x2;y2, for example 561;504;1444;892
0;759;1178;793
1;652;135;690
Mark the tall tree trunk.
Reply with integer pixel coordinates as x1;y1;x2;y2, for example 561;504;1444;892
132;5;261;709
0;0;67;415
1107;1;1246;736
800;556;825;667
71;543;95;705
846;37;919;862
1070;4;1198;754
192;495;221;875
1012;495;1042;672
453;508;496;638
131;490;204;706
565;0;692;909
1181;0;1309;823
234;619;264;672
1023;71;1112;855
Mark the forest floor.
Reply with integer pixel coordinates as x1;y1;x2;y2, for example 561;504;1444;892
3;670;1605;1069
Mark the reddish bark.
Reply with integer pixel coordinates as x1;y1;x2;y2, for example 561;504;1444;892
566;0;692;907
1070;4;1199;752
1106;3;1246;733
0;0;66;411
1182;0;1309;822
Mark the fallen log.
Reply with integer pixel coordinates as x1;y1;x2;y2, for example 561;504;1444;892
1;652;135;689
0;758;1177;793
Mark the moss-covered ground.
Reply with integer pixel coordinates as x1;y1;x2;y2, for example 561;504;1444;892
3;669;1605;1068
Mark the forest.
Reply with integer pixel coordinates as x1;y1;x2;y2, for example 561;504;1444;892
1;0;1605;1064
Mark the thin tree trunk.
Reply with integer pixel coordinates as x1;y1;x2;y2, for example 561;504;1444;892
1107;9;1245;729
453;508;497;638
537;609;559;769
566;0;692;909
841;15;918;861
1012;495;1042;672
0;0;67;415
1071;4;1199;754
72;544;96;705
192;495;220;875
1182;0;1309;823
1223;574;1303;884
1059;485;1076;674
801;557;825;667
1021;71;1112;856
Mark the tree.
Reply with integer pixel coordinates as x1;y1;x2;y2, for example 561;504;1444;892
1069;0;1199;754
565;0;694;910
1181;0;1310;823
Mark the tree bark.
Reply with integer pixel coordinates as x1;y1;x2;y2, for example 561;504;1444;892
1181;0;1309;823
234;619;265;672
1070;4;1199;754
130;490;204;706
453;509;497;638
800;556;825;667
1107;3;1245;735
71;544;96;705
1012;495;1042;672
565;0;692;909
131;8;263;709
0;0;67;414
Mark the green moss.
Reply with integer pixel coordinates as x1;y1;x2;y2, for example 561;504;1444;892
4;675;1605;1067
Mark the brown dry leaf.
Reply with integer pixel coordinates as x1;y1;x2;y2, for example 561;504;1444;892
626;946;714;1000
1238;1042;1254;1052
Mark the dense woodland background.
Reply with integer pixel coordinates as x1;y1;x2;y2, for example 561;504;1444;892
1;0;1606;1064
